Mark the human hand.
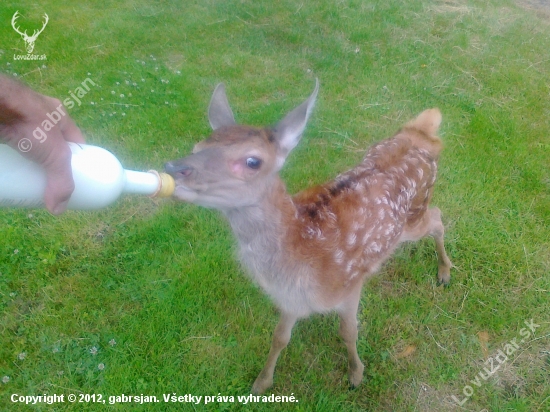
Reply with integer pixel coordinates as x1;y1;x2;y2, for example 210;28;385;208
0;75;85;214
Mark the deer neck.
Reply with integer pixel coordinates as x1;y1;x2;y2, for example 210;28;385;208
223;176;295;246
222;176;298;288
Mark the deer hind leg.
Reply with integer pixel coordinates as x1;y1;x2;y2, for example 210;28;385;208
401;207;452;285
336;285;364;388
252;311;298;394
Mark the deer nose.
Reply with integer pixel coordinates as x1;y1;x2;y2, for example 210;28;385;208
164;161;194;177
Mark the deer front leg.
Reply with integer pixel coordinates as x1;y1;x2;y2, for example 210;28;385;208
252;311;298;394
336;287;364;388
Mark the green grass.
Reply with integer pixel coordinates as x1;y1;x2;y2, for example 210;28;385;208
1;0;549;410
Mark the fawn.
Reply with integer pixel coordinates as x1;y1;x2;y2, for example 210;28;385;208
165;80;452;394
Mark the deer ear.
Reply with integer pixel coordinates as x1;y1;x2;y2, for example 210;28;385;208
273;79;319;169
208;83;236;130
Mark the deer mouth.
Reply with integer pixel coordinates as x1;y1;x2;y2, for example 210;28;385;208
173;183;199;202
165;161;197;201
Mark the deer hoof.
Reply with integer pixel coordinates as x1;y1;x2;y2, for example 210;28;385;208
348;362;364;389
251;374;273;395
437;270;451;287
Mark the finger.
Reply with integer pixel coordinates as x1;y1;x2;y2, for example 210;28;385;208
42;142;75;215
42;96;85;144
59;115;85;144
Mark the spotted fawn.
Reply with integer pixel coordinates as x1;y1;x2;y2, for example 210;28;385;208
165;80;452;394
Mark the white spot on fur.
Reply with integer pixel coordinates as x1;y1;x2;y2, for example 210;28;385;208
303;225;325;240
334;249;344;264
371;243;382;253
347;232;357;247
349;270;360;280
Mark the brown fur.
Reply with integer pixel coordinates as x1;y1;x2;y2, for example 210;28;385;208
165;83;452;394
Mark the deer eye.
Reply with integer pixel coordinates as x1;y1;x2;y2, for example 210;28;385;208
245;157;262;170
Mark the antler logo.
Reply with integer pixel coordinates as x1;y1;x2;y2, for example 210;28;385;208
11;11;49;54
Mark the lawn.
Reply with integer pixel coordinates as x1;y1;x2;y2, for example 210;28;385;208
1;0;549;410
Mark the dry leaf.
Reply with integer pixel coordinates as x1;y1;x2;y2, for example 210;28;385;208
478;331;490;359
395;345;417;359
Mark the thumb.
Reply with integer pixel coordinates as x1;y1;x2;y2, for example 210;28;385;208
42;143;75;215
59;114;86;144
